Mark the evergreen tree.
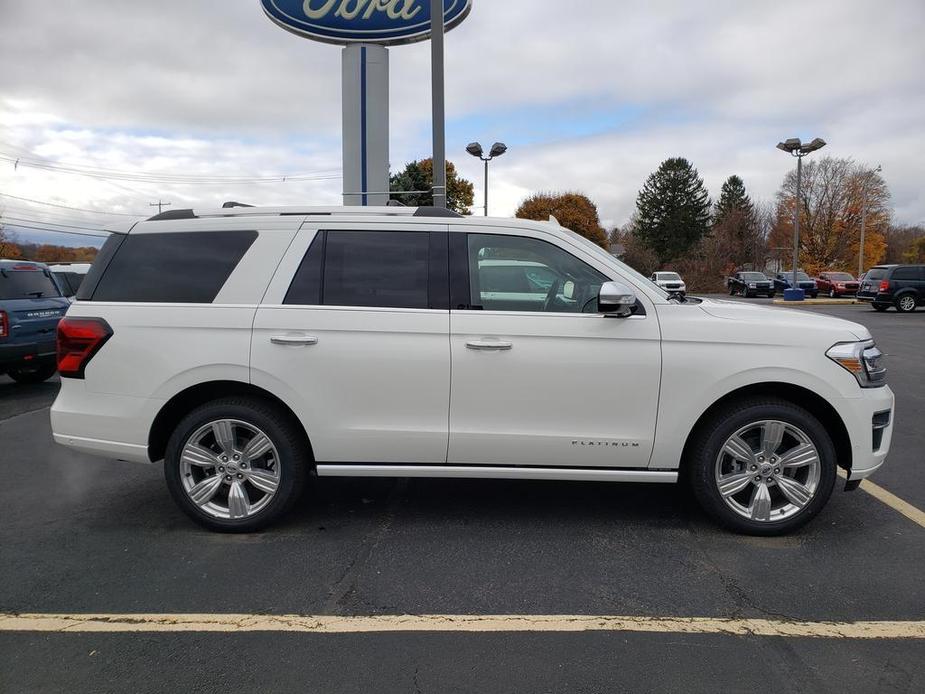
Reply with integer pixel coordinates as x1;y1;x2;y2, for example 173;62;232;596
715;175;754;223
389;159;474;215
633;157;712;264
714;174;760;267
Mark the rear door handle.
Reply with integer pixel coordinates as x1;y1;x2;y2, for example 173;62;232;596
466;339;513;351
271;335;318;347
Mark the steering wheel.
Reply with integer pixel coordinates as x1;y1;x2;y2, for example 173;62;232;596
542;279;561;312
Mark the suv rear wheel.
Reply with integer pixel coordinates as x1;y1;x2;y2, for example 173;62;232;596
164;397;309;532
688;398;836;535
895;294;917;313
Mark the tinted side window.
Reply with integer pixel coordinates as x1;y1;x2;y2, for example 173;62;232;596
891;266;921;281
315;230;433;309
90;231;257;303
284;232;324;305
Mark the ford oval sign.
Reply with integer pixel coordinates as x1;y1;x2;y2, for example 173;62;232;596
261;0;472;46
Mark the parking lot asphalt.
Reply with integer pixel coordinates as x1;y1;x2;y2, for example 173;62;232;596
1;300;923;693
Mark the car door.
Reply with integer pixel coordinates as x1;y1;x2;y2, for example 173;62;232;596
251;223;450;464
447;228;661;468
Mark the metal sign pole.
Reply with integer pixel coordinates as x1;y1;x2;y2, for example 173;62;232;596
430;0;447;209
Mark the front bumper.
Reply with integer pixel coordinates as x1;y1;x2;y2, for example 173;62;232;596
0;339;57;370
840;385;895;481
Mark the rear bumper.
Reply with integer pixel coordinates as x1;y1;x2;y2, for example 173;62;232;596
50;379;161;464
0;339;56;369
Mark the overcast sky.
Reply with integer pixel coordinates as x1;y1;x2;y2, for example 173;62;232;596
1;0;923;246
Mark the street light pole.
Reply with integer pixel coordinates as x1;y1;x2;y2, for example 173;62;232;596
466;142;507;216
776;137;826;301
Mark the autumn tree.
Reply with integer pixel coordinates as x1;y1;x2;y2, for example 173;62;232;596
609;222;659;275
634;157;712;264
389;158;474;215
903;236;925;263
884;224;925;263
514;192;608;248
771;158;890;275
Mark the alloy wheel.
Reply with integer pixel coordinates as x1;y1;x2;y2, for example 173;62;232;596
714;420;821;523
179;419;281;520
898;295;915;312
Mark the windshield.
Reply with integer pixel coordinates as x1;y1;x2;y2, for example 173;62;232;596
784;272;812;281
556;225;671;300
656;273;681;281
741;272;767;280
0;269;63;299
865;268;888;280
827;272;855;281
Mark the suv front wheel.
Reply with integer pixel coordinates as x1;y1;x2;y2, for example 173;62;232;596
164;397;309;532
688;398;836;535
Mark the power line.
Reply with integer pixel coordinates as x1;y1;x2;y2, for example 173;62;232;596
0;153;343;185
0;192;144;217
1;215;109;232
0;222;110;239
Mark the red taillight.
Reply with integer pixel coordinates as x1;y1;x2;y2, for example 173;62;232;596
879;280;890;292
0;310;8;340
57;317;112;379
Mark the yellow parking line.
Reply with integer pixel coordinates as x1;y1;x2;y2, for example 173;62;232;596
1;613;924;639
838;470;925;529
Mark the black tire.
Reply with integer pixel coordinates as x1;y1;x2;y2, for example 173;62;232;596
744;291;754;298
687;397;837;536
872;304;889;312
7;361;57;384
809;292;818;299
728;286;736;296
164;397;309;532
895;294;917;313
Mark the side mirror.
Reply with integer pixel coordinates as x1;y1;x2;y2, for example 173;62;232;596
598;281;637;318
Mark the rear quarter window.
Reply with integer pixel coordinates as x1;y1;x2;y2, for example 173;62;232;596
87;230;257;303
890;266;922;281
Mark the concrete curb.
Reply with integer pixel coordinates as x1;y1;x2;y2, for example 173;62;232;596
773;298;862;306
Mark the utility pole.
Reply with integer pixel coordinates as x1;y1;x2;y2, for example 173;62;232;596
149;200;172;215
858;165;882;277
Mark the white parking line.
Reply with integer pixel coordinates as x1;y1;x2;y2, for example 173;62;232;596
1;613;924;639
838;470;925;529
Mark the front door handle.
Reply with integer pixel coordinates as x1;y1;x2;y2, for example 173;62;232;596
271;335;319;347
466;339;513;351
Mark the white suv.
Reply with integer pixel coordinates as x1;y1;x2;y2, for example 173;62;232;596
51;205;894;535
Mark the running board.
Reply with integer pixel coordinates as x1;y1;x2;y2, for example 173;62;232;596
315;465;678;484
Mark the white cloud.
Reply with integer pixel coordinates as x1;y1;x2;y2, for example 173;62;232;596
1;0;923;229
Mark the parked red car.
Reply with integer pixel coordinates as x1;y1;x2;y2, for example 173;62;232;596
814;271;859;298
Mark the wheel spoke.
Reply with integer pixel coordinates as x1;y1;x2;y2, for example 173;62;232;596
181;443;218;468
777;443;818;469
775;475;813;507
188;474;223;506
723;435;756;464
212;421;235;456
719;470;755;498
242;433;273;462
246;467;279;495
760;421;785;457
748;482;772;521
227;481;251;519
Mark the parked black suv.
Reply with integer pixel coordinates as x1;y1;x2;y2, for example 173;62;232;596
727;271;775;297
857;264;925;312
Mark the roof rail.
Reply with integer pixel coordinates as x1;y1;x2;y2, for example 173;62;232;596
144;205;464;221
413;206;463;218
148;208;197;221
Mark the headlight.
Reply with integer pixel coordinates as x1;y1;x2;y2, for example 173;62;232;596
826;341;887;388
749;283;756;288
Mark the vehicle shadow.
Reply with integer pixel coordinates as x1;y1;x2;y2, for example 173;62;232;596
0;374;60;420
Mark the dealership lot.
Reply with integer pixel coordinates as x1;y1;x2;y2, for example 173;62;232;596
1;301;923;693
